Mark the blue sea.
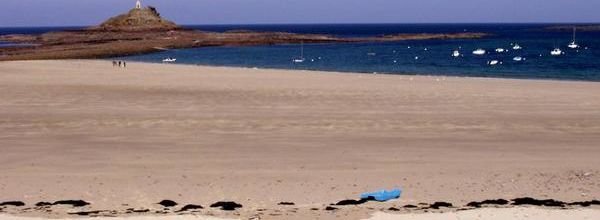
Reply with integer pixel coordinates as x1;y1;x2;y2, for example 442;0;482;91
2;24;600;81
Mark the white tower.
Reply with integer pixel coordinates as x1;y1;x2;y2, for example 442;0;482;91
135;0;142;9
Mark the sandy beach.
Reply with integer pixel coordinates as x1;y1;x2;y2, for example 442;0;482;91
0;60;599;219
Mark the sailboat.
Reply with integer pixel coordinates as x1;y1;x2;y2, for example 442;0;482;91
512;44;522;50
568;27;580;49
293;41;306;63
550;48;563;56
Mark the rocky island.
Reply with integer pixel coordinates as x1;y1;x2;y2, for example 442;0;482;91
546;25;600;32
0;3;488;61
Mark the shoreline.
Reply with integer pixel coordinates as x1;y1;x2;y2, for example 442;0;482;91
113;59;600;84
1;60;599;219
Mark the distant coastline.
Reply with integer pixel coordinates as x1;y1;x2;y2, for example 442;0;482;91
545;25;600;31
0;6;488;61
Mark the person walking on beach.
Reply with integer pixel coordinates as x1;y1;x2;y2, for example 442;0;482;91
118;61;122;67
123;61;127;68
112;61;117;67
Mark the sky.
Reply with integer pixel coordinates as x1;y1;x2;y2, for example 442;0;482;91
1;0;600;27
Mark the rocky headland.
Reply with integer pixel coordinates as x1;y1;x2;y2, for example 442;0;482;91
0;5;489;61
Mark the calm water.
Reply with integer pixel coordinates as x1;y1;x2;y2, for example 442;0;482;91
2;24;600;81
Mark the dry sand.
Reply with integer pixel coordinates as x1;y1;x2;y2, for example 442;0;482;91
0;60;599;219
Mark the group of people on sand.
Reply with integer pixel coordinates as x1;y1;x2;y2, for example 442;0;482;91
112;60;127;68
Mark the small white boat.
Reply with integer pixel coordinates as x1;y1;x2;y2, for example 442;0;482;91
162;57;176;63
293;41;306;63
568;41;579;49
512;44;522;50
488;60;500;66
472;49;486;55
452;50;461;57
495;48;506;53
513;56;523;62
568;27;580;49
550;48;564;56
367;52;377;56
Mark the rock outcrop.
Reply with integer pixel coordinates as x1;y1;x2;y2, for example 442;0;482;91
90;6;179;32
0;5;490;61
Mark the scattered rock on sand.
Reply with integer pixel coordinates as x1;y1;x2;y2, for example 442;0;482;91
69;210;105;216
325;206;338;211
126;208;150;213
210;201;242;211
403;204;418;208
568;200;600;207
388;207;400;211
53;200;90;207
429;202;453;209
0;201;25;206
334;197;375;206
157;200;178;207
512;197;565;207
35;202;52;207
176;204;204;212
466;199;509;208
277;202;295;206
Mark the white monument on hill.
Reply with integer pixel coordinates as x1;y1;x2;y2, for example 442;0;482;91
136;0;142;9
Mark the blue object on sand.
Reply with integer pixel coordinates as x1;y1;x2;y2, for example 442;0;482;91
360;189;402;202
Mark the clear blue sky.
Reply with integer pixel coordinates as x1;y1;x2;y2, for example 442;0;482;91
1;0;599;27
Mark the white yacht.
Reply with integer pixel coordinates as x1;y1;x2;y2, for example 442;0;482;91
513;56;523;62
162;57;176;63
472;49;486;55
488;60;500;66
495;48;506;53
512;44;522;50
568;27;580;49
452;50;461;57
550;48;564;56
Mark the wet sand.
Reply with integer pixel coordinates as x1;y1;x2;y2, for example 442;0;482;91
366;207;600;220
0;60;599;219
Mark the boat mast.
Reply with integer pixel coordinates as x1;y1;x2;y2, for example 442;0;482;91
572;27;576;43
300;41;304;59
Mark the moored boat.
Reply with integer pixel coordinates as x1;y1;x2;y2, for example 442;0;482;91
472;49;486;55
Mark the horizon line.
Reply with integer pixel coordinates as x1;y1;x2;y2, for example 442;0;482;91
1;22;600;29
